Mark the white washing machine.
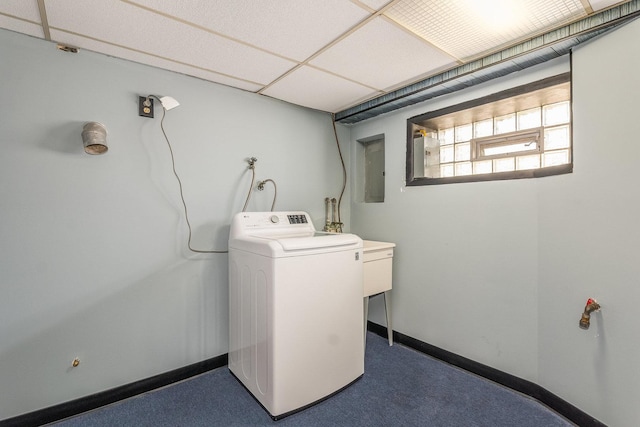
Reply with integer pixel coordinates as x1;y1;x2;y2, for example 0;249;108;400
228;211;364;420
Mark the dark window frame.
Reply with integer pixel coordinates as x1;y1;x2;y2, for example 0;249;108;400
406;73;572;186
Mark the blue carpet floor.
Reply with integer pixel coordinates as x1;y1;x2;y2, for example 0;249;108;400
51;333;573;426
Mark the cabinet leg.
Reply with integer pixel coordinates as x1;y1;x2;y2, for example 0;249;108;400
384;291;393;346
363;296;369;350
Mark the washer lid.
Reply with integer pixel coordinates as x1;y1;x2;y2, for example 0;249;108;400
228;211;362;256
254;231;360;251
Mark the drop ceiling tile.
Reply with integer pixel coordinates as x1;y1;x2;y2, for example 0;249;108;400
385;0;588;60
0;0;42;22
49;29;263;92
0;0;44;38
310;17;457;91
262;65;379;112
589;0;626;11
357;0;394;12
125;0;371;62
0;16;44;38
45;0;296;85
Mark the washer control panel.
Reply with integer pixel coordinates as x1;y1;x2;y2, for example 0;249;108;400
287;214;308;224
233;212;314;234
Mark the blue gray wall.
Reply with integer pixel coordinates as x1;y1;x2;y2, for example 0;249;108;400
350;20;640;427
0;28;349;420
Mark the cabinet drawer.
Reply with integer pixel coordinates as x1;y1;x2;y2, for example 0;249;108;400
363;247;394;263
363;258;392;296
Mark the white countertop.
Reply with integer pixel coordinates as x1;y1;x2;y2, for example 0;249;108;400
363;240;396;252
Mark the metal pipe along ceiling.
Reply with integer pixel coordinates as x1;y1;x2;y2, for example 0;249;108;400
334;0;640;124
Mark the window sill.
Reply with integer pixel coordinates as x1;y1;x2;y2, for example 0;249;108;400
406;163;572;186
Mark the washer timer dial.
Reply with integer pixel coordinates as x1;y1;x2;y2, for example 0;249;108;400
270;215;280;224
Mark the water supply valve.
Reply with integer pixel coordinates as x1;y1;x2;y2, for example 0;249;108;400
579;298;600;330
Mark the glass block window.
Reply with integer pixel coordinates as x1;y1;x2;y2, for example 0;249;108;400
430;101;569;178
407;74;572;185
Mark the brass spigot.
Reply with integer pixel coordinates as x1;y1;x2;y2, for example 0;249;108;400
579;298;600;330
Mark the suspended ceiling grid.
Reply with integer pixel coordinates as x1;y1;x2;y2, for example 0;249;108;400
0;0;631;116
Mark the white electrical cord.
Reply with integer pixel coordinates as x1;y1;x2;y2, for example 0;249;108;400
158;107;228;254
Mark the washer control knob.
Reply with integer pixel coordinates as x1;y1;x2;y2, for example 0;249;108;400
270;215;279;224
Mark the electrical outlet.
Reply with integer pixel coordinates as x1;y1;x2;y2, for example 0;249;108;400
138;96;154;118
